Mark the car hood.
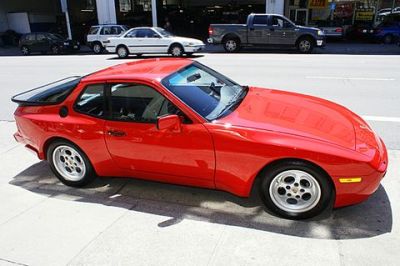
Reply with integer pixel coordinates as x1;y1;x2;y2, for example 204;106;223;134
170;36;204;44
217;87;357;150
296;25;320;32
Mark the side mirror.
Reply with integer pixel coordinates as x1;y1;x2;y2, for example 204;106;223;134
156;114;181;132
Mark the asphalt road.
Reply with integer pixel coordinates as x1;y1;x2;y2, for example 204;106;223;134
1;52;399;149
0;51;399;265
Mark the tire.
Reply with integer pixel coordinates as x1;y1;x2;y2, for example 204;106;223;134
92;42;103;54
21;46;30;56
47;140;96;187
296;36;315;53
51;45;60;55
223;37;240;53
169;44;184;57
260;161;333;219
383;34;393;44
117;45;129;58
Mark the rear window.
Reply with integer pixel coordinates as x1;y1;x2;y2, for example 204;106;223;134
88;26;100;35
12;77;81;105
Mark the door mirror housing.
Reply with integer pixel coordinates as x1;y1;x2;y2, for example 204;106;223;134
156;115;181;132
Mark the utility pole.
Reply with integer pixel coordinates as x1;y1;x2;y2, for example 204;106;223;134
151;0;158;27
60;0;72;40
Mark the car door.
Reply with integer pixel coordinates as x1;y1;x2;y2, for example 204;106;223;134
268;15;297;45
104;82;215;186
100;26;122;45
134;28;168;53
248;15;270;44
36;33;51;52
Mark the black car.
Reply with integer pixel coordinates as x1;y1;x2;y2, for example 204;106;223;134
19;32;80;55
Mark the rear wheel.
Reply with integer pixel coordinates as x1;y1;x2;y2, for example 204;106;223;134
21;46;30;55
47;140;96;187
296;37;314;53
260;161;333;219
117;45;129;58
92;42;103;54
223;37;240;52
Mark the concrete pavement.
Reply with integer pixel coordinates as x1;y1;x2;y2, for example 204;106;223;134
0;120;399;265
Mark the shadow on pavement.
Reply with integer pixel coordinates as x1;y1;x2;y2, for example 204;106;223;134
10;161;392;240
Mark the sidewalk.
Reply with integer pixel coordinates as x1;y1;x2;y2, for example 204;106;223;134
0;120;399;266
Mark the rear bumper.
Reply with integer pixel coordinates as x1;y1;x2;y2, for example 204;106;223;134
14;131;42;159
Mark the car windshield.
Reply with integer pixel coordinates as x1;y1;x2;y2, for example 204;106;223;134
161;62;247;121
155;27;174;37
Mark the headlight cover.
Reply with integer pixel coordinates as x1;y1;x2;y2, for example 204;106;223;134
317;30;324;36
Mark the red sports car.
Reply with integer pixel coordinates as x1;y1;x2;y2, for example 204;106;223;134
12;58;388;219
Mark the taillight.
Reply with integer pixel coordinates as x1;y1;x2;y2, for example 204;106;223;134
208;26;213;36
335;28;343;33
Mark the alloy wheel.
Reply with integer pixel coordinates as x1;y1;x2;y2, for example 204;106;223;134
52;145;87;182
269;169;321;213
225;40;237;52
299;40;311;52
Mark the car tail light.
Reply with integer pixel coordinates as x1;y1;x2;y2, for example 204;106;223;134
208;26;213;36
335;28;343;33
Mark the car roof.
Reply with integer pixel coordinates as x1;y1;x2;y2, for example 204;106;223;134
83;58;193;83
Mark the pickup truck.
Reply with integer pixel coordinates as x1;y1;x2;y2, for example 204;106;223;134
208;13;325;53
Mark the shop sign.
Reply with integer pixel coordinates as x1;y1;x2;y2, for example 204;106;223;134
308;0;328;9
355;8;374;21
120;0;132;12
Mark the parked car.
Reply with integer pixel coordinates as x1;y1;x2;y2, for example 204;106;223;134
314;20;344;39
11;58;387;219
373;12;400;43
208;13;326;53
19;32;80;55
104;27;205;58
86;24;129;54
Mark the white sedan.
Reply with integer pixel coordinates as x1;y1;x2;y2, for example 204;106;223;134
104;27;205;58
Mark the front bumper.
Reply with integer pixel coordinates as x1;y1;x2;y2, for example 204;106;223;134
316;38;326;47
334;138;388;208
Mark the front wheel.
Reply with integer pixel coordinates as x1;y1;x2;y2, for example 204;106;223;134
260;161;333;219
383;34;393;44
47;140;96;187
92;42;103;54
169;44;184;57
21;46;30;55
296;37;314;53
51;45;60;55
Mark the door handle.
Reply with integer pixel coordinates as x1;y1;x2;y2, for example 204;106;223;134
107;130;126;137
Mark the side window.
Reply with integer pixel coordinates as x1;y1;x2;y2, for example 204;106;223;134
111;26;123;35
26;34;35;41
271;16;290;28
136;29;158;38
37;34;46;41
75;85;105;117
88;26;100;35
110;84;180;123
100;26;112;35
253;16;268;25
125;29;138;38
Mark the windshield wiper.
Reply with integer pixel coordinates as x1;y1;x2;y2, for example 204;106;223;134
214;86;248;119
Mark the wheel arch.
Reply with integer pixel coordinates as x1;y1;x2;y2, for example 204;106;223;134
168;42;185;53
295;34;316;46
249;157;336;197
222;33;241;43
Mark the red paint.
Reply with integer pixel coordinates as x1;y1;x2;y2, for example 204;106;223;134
13;58;388;208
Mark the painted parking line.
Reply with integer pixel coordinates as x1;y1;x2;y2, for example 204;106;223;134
362;116;400;123
306;76;395;81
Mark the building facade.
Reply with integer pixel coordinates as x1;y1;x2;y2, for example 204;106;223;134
0;0;399;42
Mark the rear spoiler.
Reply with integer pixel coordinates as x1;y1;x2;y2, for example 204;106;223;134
11;76;82;106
